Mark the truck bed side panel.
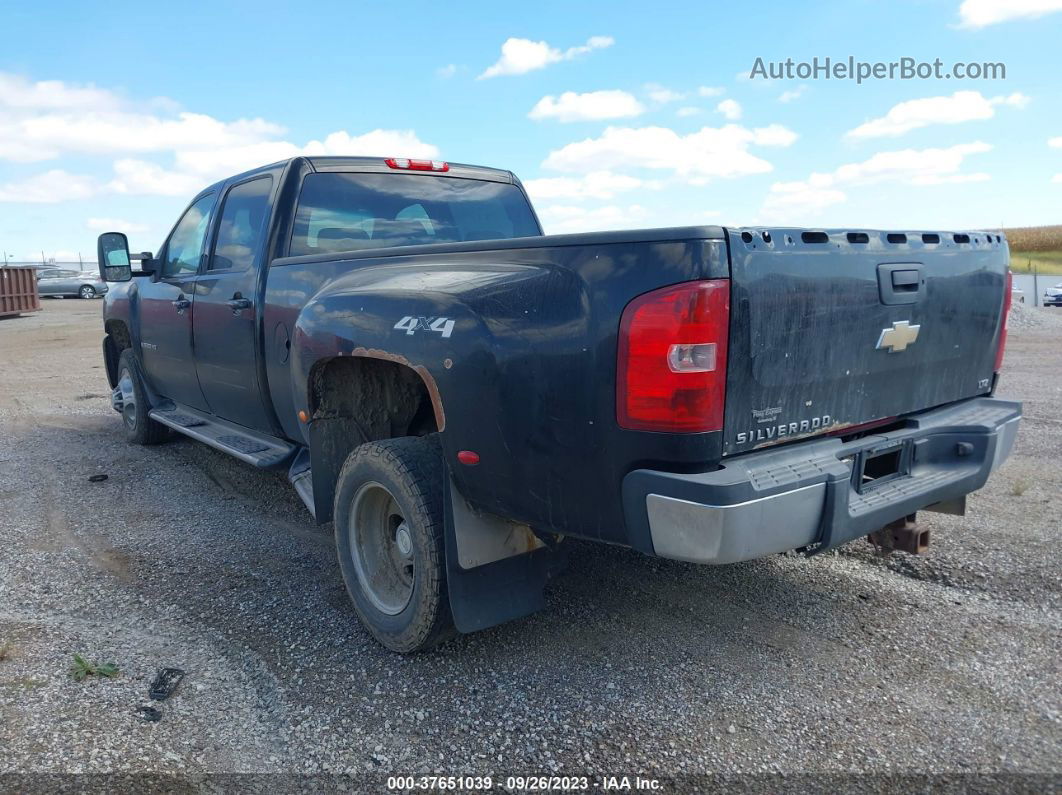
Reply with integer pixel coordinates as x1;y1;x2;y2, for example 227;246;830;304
264;231;728;545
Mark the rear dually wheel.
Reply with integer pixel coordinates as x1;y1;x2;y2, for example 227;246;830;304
333;436;455;653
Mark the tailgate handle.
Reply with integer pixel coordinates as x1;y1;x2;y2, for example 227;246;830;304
891;270;920;291
878;263;924;305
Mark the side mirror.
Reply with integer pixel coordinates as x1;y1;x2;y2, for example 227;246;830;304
97;232;132;282
130;251;157;278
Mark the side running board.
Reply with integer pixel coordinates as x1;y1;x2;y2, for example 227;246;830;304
149;403;297;470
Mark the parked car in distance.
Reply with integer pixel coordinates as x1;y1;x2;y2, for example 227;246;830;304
37;268;109;299
1011;284;1024;304
1043;282;1062;307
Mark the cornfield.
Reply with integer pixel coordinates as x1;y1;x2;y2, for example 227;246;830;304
1003;225;1062;252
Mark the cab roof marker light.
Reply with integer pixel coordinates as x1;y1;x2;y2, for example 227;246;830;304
385;158;450;172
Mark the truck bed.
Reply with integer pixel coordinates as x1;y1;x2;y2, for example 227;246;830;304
264;223;1009;547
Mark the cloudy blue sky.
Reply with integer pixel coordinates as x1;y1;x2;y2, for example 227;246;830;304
1;0;1060;262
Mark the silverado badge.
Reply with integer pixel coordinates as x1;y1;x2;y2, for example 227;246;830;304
876;320;920;353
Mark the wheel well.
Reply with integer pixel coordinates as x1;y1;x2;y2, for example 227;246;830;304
104;320;131;388
307;355;442;523
106;320;132;352
310;355;439;439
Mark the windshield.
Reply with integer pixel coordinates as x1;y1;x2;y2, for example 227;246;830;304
289;172;540;257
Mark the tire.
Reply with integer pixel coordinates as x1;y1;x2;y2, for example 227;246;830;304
114;349;169;445
78;285;96;299
333;436;455;653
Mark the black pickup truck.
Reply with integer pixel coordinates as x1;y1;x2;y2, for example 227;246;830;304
96;156;1020;652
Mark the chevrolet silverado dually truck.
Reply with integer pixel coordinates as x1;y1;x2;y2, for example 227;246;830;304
95;155;1020;652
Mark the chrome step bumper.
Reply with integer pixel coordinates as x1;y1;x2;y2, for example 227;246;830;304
622;398;1021;564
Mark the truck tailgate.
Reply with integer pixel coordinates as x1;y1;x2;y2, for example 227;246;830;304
723;228;1009;456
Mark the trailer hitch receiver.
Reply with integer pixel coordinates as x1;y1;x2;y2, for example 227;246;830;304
867;513;929;555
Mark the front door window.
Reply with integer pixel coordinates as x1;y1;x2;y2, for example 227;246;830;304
163;195;215;278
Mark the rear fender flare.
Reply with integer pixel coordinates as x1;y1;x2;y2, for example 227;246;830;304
291;289;492;522
289;290;490;437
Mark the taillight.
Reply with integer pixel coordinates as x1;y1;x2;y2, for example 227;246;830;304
994;270;1012;372
385;157;449;172
617;279;730;433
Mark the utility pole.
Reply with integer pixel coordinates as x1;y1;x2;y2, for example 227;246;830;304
1032;259;1039;308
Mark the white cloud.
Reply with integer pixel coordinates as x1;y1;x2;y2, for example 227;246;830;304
0;72;439;195
846;91;1030;139
762;142;992;219
0;73;121;111
528;90;645;122
180;129;437;178
750;124;799;146
764;183;848;216
676;107;702;117
0;169;96;203
117;129;439;196
86;217;149;232
1000;93;1032;108
0;71;442;200
957;0;1062;28
107;159;205;197
698;86;725;97
523;171;646;201
1053;174;1062;183
1050;136;1062;148
311;129;439;158
478;36;613;79
0;72;283;163
536;203;649;234
646;84;685;104
716;99;742;120
0;104;284;164
831;142;991;184
436;64;458;79
778;85;807;103
913;172;992;185
541;123;797;182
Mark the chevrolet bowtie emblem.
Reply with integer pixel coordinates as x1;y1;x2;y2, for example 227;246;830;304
876;320;921;353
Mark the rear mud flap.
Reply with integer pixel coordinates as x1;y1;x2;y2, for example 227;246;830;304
443;478;566;634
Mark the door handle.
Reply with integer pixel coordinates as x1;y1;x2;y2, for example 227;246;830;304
226;296;252;312
171;296;191;311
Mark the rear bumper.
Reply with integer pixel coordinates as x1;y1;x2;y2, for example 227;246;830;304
622;397;1021;564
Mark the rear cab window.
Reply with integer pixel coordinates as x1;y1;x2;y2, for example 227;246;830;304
288;173;539;256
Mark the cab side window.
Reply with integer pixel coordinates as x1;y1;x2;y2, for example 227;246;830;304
163;194;215;278
209;177;273;271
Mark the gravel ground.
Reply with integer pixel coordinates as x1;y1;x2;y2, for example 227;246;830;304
0;300;1059;790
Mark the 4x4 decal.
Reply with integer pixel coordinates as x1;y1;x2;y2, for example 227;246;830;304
393;316;456;338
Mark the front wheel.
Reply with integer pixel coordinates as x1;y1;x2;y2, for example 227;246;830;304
78;285;97;299
113;349;169;445
333;436;455;653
